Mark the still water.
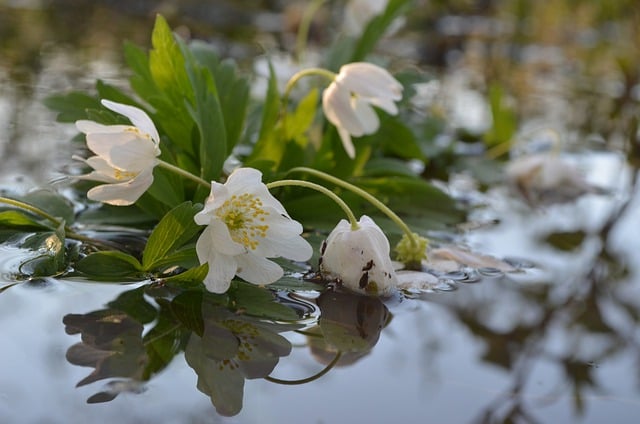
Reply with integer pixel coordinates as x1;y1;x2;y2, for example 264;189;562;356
2;1;640;423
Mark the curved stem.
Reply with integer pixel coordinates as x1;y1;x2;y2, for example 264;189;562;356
157;160;211;189
265;351;341;385
0;196;64;228
266;179;359;230
282;68;336;107
287;167;418;247
0;196;124;250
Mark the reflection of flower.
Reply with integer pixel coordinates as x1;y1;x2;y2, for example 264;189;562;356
308;291;390;366
63;309;148;402
74;100;161;206
322;62;403;158
184;299;292;417
194;168;313;293
320;215;398;296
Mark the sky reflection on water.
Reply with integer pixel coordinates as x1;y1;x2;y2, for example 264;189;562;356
2;1;640;423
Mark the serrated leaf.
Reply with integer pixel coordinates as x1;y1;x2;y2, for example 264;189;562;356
43;92;102;122
142;201;202;270
182;43;227;183
189;41;249;152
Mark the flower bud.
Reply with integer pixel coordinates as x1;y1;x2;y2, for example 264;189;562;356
319;215;398;296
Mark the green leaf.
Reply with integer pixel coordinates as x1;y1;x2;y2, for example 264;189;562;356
142;201;202;270
124;41;160;104
245;62;283;171
182;43;227;183
145;166;185;208
75;251;143;279
163;263;209;288
350;0;413;62
149;15;191;100
43;92;102;122
284;88;318;145
149;246;199;273
190;41;250;152
23;189;75;224
0;210;51;231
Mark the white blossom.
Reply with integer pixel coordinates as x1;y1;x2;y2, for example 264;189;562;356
194;168;312;293
74;100;160;206
322;62;403;158
320;215;398;296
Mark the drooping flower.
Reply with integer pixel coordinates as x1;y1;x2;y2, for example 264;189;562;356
319;215;398;296
74;100;161;206
322;62;403;158
194;167;313;293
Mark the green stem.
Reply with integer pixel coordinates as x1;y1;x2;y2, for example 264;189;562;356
283;67;336;106
295;0;326;61
0;196;123;250
265;351;341;385
0;196;65;228
287;167;418;247
157;160;211;189
266;179;359;230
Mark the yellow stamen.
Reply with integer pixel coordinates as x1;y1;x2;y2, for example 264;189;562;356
217;193;270;250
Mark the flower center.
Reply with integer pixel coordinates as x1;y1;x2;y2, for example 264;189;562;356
217;193;269;250
113;169;139;181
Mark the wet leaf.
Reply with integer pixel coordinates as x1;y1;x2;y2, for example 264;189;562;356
0;210;51;231
142;201;202;271
75;251;143;279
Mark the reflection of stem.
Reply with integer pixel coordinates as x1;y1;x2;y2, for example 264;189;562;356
287;167;419;246
267;179;359;230
265;351;342;385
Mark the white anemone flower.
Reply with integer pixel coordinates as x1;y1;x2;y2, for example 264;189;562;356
322;62;403;159
319;215;398;296
194;167;313;293
74;100;161;206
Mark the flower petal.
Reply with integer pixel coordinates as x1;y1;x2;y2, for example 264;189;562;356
351;97;380;134
196;226;239;293
101;100;160;144
322;81;365;136
86;167;154;206
338;62;403;101
235;254;284;285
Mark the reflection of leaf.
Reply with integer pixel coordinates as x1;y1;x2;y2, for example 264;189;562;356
184;297;292;417
229;281;300;321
